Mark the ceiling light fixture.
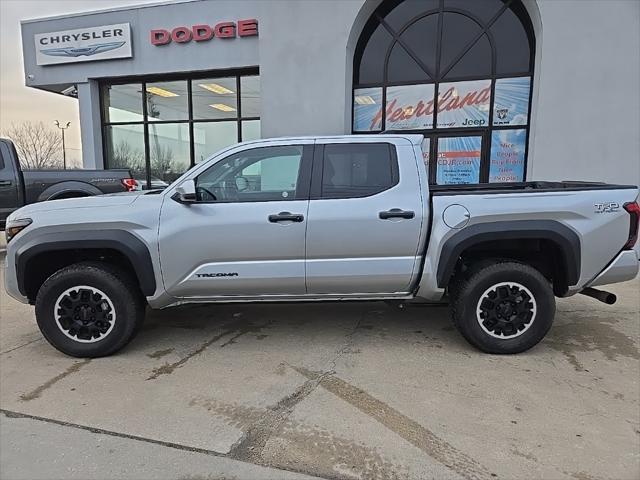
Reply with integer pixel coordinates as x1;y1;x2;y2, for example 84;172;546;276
354;95;376;105
209;103;236;112
146;86;179;97
199;83;235;95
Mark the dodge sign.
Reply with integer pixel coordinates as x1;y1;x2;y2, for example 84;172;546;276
34;23;132;66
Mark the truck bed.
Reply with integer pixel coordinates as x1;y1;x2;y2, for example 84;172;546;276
430;181;638;195
420;179;639;301
22;169;132;204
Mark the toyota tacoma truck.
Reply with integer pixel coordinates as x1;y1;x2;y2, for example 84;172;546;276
3;135;639;358
0;138;138;229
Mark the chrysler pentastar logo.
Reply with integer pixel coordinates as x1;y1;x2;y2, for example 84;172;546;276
40;41;125;58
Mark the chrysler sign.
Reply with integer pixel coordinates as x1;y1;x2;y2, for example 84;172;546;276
34;23;132;66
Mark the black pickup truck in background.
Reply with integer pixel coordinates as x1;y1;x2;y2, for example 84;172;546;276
0;138;137;229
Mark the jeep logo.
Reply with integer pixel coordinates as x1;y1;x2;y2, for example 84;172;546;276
196;272;239;278
461;118;486;126
594;202;620;214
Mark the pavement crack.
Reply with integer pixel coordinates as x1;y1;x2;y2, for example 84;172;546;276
146;347;175;359
0;409;228;461
146;319;270;380
19;359;91;402
327;313;364;372
226;370;333;463
222;313;365;465
0;337;43;355
146;327;236;380
220;319;272;348
292;365;493;480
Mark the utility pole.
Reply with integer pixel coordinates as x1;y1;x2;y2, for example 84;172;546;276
54;121;71;169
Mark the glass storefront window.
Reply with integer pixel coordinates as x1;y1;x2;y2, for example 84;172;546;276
241;120;261;142
436;79;491;129
353;1;534;185
489;129;527;183
385;84;435;130
148;123;191;183
102;84;144;123
436;136;482;185
420;137;430;167
145;80;188;121
353;87;383;132
104;124;146;178
240;76;260;117
193;121;237;163
102;72;260;188
192;77;237;120
493;77;531;126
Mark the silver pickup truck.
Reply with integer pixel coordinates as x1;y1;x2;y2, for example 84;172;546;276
4;135;639;358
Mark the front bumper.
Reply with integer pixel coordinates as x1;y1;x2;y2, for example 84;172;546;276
587;250;639;288
3;244;28;304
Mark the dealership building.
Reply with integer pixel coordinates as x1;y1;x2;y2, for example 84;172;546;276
20;0;640;188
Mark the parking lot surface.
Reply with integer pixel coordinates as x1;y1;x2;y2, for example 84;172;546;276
1;250;639;480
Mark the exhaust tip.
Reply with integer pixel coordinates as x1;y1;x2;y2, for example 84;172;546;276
580;287;617;305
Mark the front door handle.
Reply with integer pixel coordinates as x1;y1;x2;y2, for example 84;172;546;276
0;180;11;186
268;211;304;223
379;208;415;220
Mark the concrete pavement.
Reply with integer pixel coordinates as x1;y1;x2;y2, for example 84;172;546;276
0;411;320;480
1;249;639;479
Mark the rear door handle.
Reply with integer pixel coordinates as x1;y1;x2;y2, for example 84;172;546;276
379;208;415;220
0;181;11;186
268;211;304;223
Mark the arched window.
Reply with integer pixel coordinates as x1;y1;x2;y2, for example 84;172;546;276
353;0;535;185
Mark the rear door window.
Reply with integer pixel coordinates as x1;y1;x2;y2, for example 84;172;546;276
319;143;398;199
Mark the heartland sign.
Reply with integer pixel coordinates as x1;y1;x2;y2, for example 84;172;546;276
368;85;491;131
34;24;132;66
150;19;258;45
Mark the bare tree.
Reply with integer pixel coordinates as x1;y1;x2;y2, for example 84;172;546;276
1;121;64;169
150;143;176;179
111;140;145;175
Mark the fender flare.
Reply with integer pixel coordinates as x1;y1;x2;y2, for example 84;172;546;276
38;181;103;201
15;229;156;297
436;220;581;288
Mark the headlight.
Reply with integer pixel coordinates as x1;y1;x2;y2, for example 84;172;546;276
5;218;32;243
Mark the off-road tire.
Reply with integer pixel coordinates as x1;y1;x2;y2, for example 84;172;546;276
450;261;555;354
35;262;145;358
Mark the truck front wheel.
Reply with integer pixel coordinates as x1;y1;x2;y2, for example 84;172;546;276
450;261;555;354
35;262;145;358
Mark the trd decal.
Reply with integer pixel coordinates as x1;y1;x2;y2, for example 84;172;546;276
196;272;239;278
594;202;620;214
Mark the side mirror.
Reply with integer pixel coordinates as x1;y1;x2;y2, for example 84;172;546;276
172;179;197;204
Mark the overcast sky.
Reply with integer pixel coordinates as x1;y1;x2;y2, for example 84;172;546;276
0;0;170;163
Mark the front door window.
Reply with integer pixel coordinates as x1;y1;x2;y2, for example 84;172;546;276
195;145;304;203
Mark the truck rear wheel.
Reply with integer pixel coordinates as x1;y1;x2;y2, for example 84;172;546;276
450;261;555;354
35;262;145;358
